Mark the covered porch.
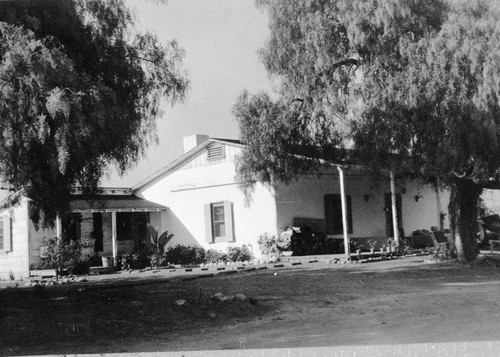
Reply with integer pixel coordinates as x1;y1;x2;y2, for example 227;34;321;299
275;165;449;259
58;194;168;265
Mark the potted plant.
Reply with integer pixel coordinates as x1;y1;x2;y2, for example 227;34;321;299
352;241;361;256
367;240;377;255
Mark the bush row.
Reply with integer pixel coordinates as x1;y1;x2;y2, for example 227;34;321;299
118;244;254;270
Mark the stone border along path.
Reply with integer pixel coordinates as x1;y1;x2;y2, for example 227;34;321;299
2;253;434;289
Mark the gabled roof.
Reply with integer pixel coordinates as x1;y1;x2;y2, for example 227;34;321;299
132;137;243;191
0;189;24;210
211;138;242;145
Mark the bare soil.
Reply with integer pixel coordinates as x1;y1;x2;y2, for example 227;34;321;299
2;256;500;355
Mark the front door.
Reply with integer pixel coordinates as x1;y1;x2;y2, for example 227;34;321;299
385;193;402;237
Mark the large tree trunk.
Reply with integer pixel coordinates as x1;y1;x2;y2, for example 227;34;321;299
448;179;482;261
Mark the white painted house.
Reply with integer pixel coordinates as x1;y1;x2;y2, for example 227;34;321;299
0;134;450;279
134;135;280;258
134;135;450;258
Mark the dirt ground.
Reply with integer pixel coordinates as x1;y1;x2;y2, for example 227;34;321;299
2;256;500;355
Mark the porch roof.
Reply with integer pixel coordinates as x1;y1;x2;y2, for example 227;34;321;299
69;195;168;213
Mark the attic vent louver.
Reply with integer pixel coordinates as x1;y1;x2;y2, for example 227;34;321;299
207;144;225;160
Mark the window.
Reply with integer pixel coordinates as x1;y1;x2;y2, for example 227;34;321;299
204;202;234;243
62;213;82;243
116;212;149;248
207;144;225;160
212;203;226;238
116;212;149;242
0;214;12;252
324;194;353;235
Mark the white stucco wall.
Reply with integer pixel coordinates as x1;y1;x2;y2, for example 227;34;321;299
401;180;450;235
275;171;450;239
275;172;389;238
482;189;500;215
138;146;278;259
0;197;31;280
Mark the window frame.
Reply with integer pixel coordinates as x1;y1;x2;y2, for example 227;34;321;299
204;201;234;243
211;203;226;239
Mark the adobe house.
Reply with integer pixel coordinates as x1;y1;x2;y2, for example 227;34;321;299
134;135;450;258
0;134;449;279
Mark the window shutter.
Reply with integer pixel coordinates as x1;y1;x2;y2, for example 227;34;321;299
347;195;353;234
204;204;213;243
4;216;11;251
223;201;234;242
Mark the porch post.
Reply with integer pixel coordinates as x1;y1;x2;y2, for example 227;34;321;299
337;166;350;258
56;215;62;240
390;169;400;248
111;211;118;266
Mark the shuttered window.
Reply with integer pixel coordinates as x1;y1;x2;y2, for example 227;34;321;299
324;194;353;235
204;202;234;243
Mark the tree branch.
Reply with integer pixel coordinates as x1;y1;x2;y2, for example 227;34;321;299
331;58;359;71
134;54;171;72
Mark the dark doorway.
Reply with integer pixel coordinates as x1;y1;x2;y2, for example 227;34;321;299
324;194;353;235
92;213;103;252
62;213;82;243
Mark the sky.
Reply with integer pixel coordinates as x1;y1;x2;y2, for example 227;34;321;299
104;0;273;188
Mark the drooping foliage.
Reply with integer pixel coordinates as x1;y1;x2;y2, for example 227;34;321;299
235;0;500;260
234;91;344;199
236;0;447;190
0;0;188;226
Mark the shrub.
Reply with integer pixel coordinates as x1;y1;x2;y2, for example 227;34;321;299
164;245;206;266
120;253;133;271
40;238;87;278
205;249;227;264
146;225;174;256
226;245;253;262
258;233;279;261
149;253;165;268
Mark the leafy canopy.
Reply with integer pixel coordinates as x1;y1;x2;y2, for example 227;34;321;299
0;0;188;226
235;0;500;260
235;0;447;191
